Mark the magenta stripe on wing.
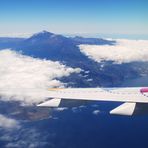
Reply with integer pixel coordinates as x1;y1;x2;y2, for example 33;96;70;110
140;88;148;93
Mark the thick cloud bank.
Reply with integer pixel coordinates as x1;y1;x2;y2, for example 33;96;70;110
79;39;148;64
0;49;81;104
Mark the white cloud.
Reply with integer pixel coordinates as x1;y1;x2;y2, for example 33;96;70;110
86;79;93;82
0;49;81;104
0;114;20;129
71;107;79;113
92;110;100;115
78;105;86;108
79;39;148;64
1;128;49;148
54;107;68;111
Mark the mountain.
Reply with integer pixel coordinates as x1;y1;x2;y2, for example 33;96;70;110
70;36;115;45
0;31;147;87
15;31;115;62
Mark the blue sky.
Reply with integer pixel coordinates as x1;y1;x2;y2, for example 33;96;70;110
0;0;147;36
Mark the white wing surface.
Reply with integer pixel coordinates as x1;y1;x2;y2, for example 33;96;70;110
38;87;148;116
45;87;148;103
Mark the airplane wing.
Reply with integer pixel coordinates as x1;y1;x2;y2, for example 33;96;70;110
38;87;148;116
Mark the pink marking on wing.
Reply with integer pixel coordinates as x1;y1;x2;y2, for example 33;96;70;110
140;88;148;93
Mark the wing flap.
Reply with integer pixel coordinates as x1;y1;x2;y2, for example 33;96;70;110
37;98;61;107
110;102;136;115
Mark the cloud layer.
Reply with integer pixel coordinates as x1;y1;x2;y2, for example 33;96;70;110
0;49;81;104
79;39;148;64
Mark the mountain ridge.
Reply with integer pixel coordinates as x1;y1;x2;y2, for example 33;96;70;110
0;30;147;87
